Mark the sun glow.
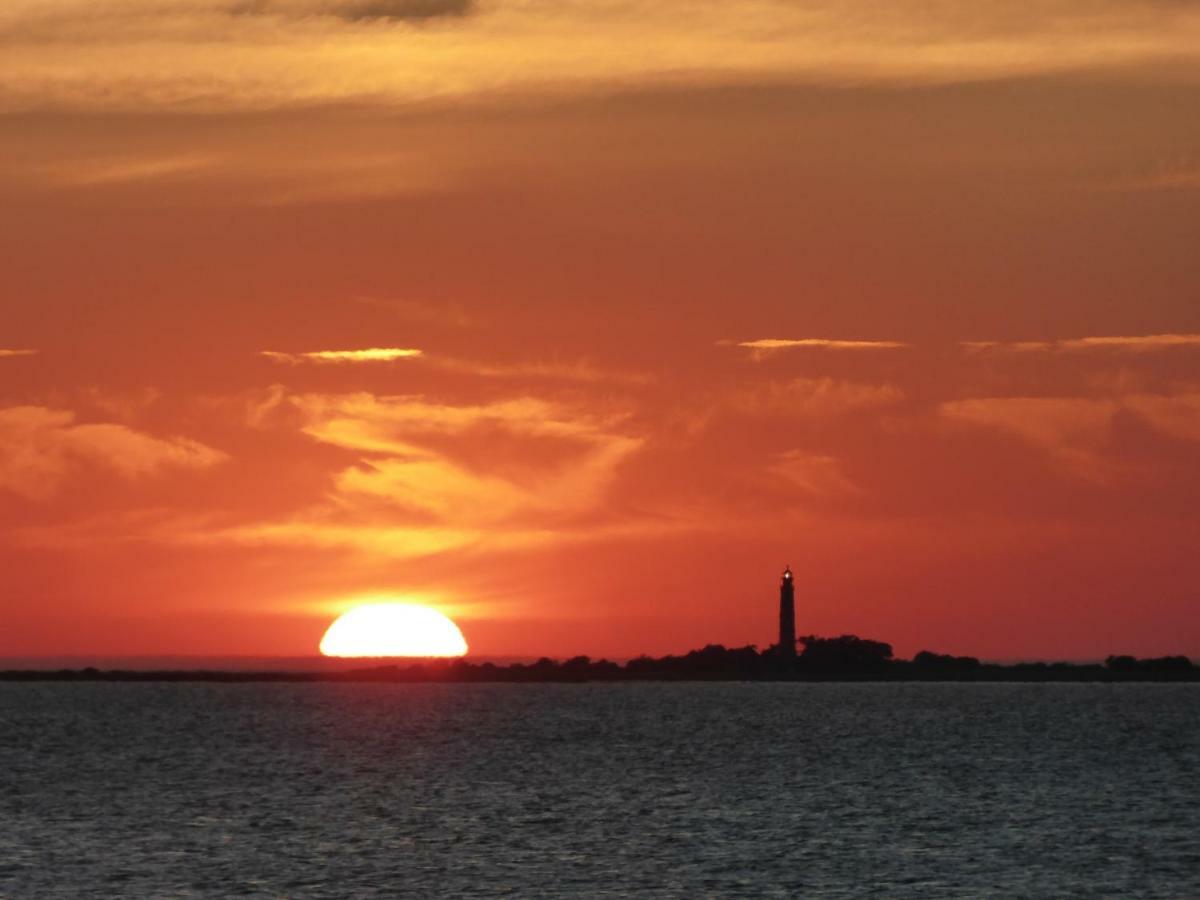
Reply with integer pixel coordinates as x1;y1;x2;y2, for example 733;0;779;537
319;603;468;658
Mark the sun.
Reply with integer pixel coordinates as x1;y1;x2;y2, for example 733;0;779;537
319;603;468;658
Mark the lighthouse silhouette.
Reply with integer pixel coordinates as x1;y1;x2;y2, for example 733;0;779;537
779;566;796;657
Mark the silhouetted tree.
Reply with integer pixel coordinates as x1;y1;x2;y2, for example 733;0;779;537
913;650;981;673
1144;656;1194;673
1107;654;1195;676
5;641;1193;684
798;634;893;668
561;655;593;681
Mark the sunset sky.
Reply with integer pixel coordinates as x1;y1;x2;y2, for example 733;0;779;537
2;0;1199;661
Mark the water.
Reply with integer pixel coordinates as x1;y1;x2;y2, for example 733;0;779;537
1;683;1197;898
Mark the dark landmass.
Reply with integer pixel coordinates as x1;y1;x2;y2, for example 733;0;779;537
2;636;1197;682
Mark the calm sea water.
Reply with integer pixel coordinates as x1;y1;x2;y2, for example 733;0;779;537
1;683;1197;898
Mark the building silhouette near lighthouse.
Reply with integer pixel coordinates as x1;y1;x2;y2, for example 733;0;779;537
778;566;796;657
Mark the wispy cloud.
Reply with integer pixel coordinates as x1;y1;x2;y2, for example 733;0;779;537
0;405;227;499
232;0;475;23
960;341;1053;353
1102;156;1200;193
729;338;908;361
290;392;630;445
939;390;1200;480
1123;392;1200;444
202;520;483;559
729;377;904;418
296;393;645;525
36;154;219;186
1126;170;1200;191
735;338;908;351
189;515;685;562
429;355;653;386
939;397;1117;480
184;390;654;560
0;349;37;358
333;434;643;526
22;145;452;203
962;334;1200;353
79;386;163;422
6;0;1199;111
767;450;861;497
681;377;903;435
1060;335;1200;351
261;348;424;364
355;297;477;329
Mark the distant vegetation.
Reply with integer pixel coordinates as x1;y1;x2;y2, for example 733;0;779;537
4;635;1197;682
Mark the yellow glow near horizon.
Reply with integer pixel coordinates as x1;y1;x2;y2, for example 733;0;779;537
319;603;468;658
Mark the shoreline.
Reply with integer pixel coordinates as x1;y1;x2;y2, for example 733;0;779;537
4;666;1197;684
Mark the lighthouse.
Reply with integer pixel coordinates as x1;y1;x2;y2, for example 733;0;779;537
779;566;796;657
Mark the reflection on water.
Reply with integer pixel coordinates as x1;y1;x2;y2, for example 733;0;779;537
2;683;1197;897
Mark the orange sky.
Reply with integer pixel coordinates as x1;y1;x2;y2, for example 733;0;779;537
2;0;1199;661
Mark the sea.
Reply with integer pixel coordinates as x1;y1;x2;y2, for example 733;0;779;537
1;683;1197;898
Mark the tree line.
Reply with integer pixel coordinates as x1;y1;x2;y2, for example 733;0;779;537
5;635;1197;682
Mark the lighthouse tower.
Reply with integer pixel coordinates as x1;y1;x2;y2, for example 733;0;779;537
778;566;796;658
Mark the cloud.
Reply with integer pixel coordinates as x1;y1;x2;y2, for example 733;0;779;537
190;390;651;559
767;450;861;497
78;387;164;423
291;393;643;521
5;0;1200;111
732;338;908;359
2;0;477;36
428;355;653;386
355;297;477;328
21;144;452;203
940;390;1200;479
194;514;681;561
1103;156;1200;192
261;348;423;364
290;392;629;446
939;396;1130;483
1061;335;1200;352
336;456;534;522
244;383;290;428
334;433;643;525
0;349;36;358
232;0;475;22
262;338;647;383
1123;392;1200;443
0;405;227;499
940;397;1118;479
204;520;482;558
960;341;1055;353
962;334;1200;353
36;154;219;186
1123;170;1200;191
727;377;905;419
676;377;903;437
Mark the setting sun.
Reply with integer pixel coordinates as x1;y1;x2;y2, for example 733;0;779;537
319;604;468;658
